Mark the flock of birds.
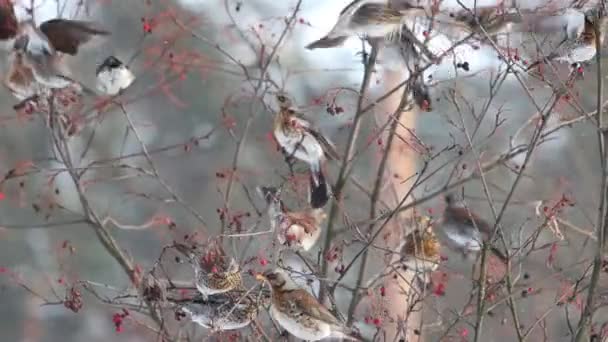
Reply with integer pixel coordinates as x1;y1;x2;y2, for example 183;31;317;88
1;0;606;340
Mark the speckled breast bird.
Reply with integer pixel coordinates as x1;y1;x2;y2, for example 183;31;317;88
273;92;339;208
305;0;427;49
256;269;359;341
178;291;262;331
175;243;243;299
96;56;136;95
258;186;326;251
526;11;607;72
397;216;440;274
435;194;507;263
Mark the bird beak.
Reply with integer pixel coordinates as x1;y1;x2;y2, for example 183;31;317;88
255;273;267;282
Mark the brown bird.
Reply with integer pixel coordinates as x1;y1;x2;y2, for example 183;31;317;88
175;243;243;299
256;269;359;341
258;186;327;251
398;216;441;274
305;0;427;49
435;194;507;263
273;92;339;208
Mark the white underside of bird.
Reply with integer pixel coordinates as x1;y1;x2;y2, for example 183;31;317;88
270;305;333;341
274;127;325;170
277;221;322;251
96;66;135;95
439;222;482;253
554;45;596;65
401;255;439;273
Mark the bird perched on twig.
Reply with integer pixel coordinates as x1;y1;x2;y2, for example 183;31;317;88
526;9;607;73
258;185;327;251
273;92;339;208
96;56;136;95
305;0;427;49
397;216;441;274
175;243;243;299
435;194;507;263
256;269;360;341
177;290;265;331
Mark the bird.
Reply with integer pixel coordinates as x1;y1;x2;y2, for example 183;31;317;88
256;269;360;341
397;216;441;274
10;19;109;89
526;10;607;73
410;75;433;112
96;56;136;95
177;291;263;331
258;186;327;251
175;243;243;299
273;92;339;208
305;0;427;50
435;194;507;263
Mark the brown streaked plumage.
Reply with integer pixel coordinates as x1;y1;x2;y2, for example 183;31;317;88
399;216;441;273
305;0;427;50
256;269;359;341
175;243;243;299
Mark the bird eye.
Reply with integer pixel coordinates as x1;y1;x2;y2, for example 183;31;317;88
277;95;286;102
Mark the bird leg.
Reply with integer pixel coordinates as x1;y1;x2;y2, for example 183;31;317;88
281;148;296;176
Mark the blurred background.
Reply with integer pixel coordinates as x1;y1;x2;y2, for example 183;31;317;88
0;0;607;341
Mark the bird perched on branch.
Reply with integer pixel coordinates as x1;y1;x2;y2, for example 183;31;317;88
96;56;136;95
273;92;339;208
256;269;360;341
526;9;607;72
258;185;327;251
175;243;243;299
305;0;428;49
397;216;440;274
177;290;265;331
435;194;507;263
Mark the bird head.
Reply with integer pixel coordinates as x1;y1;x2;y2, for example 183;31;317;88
256;269;298;291
275;91;296;110
96;55;124;75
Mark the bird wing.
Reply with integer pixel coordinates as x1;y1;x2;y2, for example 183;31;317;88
0;1;18;40
286;289;341;326
305;127;340;160
40;19;110;55
351;3;404;26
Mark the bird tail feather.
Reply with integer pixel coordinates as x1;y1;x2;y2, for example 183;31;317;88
306;36;348;50
309;169;329;209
